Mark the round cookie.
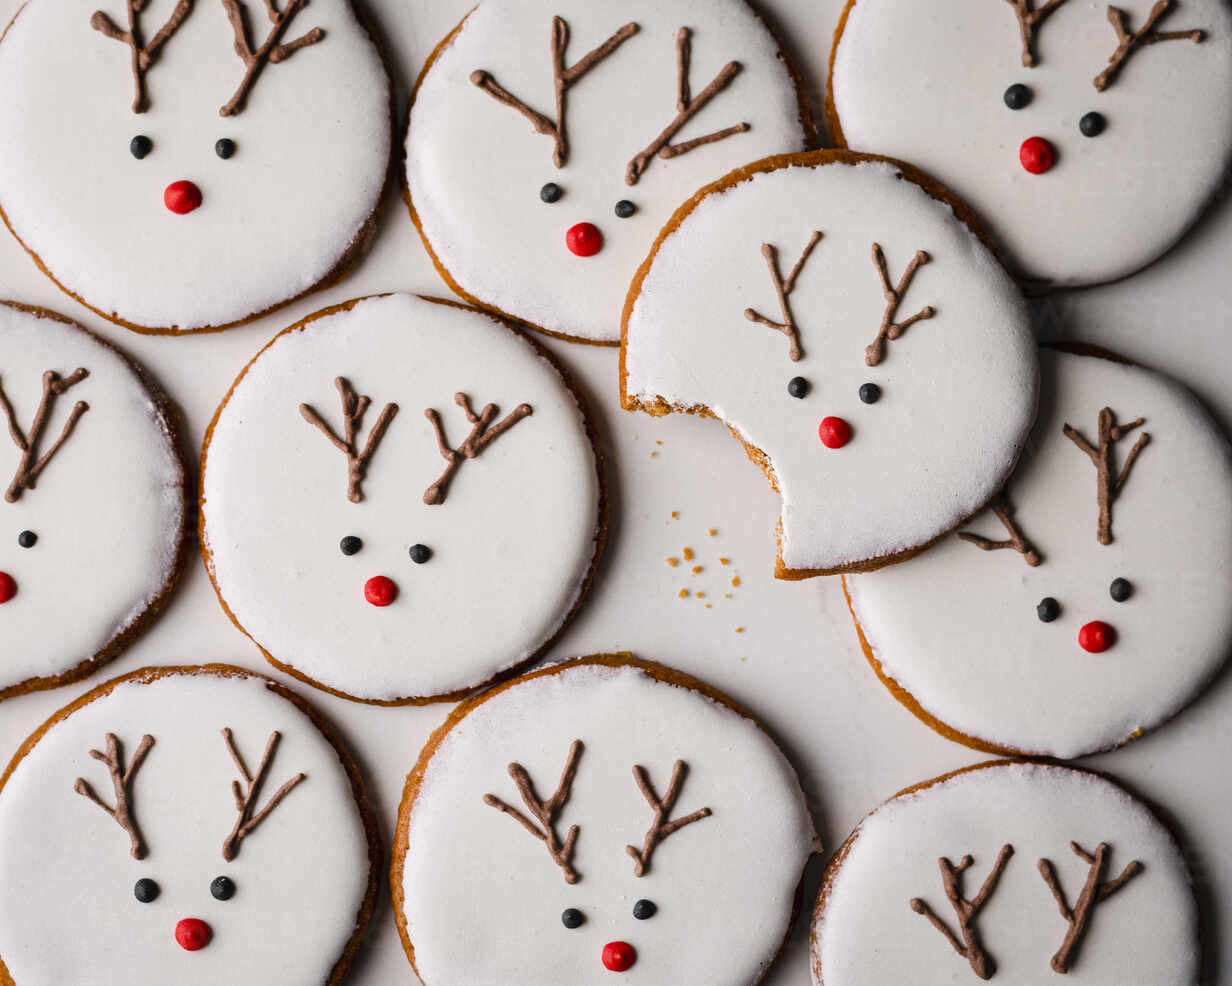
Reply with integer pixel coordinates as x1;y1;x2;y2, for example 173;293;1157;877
200;293;606;704
844;346;1232;758
0;664;380;986
827;0;1232;290
405;0;814;344
393;654;820;985
621;150;1039;577
0;0;391;333
0;301;188;698
811;760;1199;986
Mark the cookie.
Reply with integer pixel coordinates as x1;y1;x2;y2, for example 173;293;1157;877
621;150;1039;577
393;654;819;985
844;345;1232;758
0;664;380;985
404;0;814;344
827;0;1232;290
811;760;1199;985
200;293;606;704
0;0;391;333
0;301;189;699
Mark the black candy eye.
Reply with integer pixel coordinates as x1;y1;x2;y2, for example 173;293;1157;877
1109;577;1132;602
614;199;636;219
17;531;36;549
130;135;153;159
409;543;432;564
858;383;881;405
787;376;809;399
632;899;657;920
561;907;584;929
340;535;363;556
540;182;563;204
215;138;236;159
1037;597;1060;623
210;875;236;901
133;878;159;903
1079;111;1106;138
1003;84;1032;110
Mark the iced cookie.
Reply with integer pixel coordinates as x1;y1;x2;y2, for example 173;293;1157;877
827;0;1232;290
844;346;1232;758
0;664;379;985
0;301;188;699
621;150;1038;577
811;760;1199;985
200;293;605;704
394;654;819;985
405;0;814;344
0;0;391;333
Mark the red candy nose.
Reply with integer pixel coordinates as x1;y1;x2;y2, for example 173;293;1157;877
1019;137;1056;175
364;575;398;607
0;572;15;604
174;918;212;951
1078;620;1116;653
602;941;636;972
164;180;203;215
818;416;852;449
566;222;603;257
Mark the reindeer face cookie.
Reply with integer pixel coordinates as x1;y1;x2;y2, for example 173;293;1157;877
845;347;1232;758
622;151;1039;577
0;302;187;698
828;0;1232;289
200;294;604;704
811;761;1199;986
405;0;812;344
394;655;819;985
0;0;390;332
0;665;378;986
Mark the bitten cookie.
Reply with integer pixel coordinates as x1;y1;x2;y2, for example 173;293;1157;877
200;293;605;705
827;0;1232;290
393;654;819;985
621;150;1039;577
844;346;1232;758
0;0;391;333
0;664;380;986
811;760;1199;985
405;0;814;344
0;301;188;699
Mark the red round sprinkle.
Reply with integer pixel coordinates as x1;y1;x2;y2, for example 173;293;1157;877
601;941;637;972
164;180;203;215
818;416;853;449
1078;620;1116;653
174;918;212;951
1019;136;1056;175
364;575;398;607
0;572;15;604
566;222;603;257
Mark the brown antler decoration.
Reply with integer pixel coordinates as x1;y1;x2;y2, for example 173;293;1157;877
220;728;306;862
625;760;712;877
423;393;532;506
1094;1;1204;91
470;17;639;169
219;0;325;116
91;0;193;113
1062;407;1150;545
909;845;1015;981
743;231;823;363
1038;841;1143;973
1004;0;1071;67
626;27;750;186
73;733;155;860
483;739;584;884
299;377;398;504
0;369;90;504
958;494;1043;567
865;244;936;367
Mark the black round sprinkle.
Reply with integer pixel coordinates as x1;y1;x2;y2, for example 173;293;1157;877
1079;111;1106;138
561;908;584;929
130;135;153;159
540;182;563;204
17;531;36;549
1109;577;1133;602
1003;84;1032;111
614;199;636;219
133;878;160;903
787;376;809;399
1037;597;1060;623
215;138;236;159
210;875;236;901
632;899;657;920
340;535;363;556
858;383;882;405
409;543;432;565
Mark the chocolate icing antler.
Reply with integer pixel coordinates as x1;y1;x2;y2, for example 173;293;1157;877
73;733;155;860
626;27;750;186
865;244;936;367
220;728;306;861
219;0;325;116
1037;841;1143;973
470;17;639;169
483;739;584;884
743;231;823;363
423;393;532;506
91;0;193;113
300;377;399;504
625;760;712;877
1062;407;1150;545
1094;1;1204;91
0;368;90;503
958;494;1043;567
909;845;1015;981
1003;0;1071;67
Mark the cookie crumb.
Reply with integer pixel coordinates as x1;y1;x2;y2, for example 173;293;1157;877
705;603;712;609
731;576;741;588
719;557;730;565
650;451;659;458
735;626;745;634
670;511;679;519
683;547;694;561
679;588;689;599
697;591;705;599
707;528;717;536
666;557;679;567
724;593;732;599
691;565;703;575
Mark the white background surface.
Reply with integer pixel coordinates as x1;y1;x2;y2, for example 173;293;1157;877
0;1;1229;983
